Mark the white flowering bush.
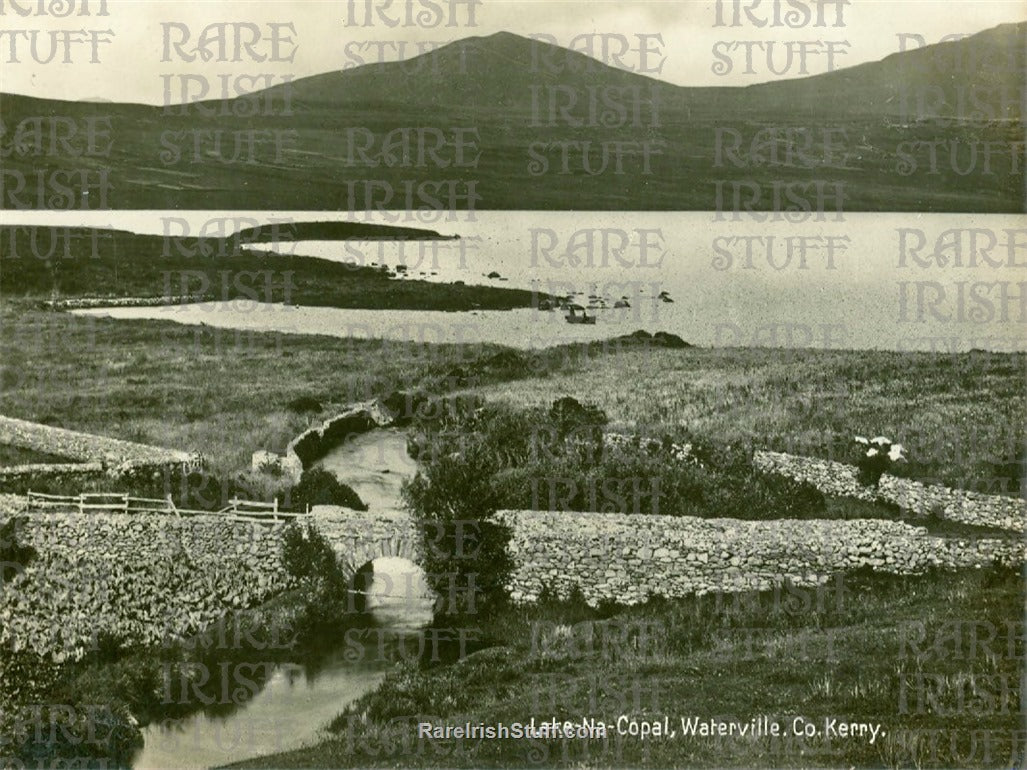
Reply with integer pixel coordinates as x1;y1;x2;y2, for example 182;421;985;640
854;435;907;486
602;433;703;467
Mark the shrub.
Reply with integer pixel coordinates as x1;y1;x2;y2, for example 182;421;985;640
287;395;322;414
416;514;513;619
406;397;825;521
4;701;142;768
652;331;690;349
0;650;59;709
282;522;341;585
0;516;37;575
990;445;1027;497
281;522;351;636
378;389;429;426
404;405;517;618
289;467;367;511
749;473;826;519
548;396;607;441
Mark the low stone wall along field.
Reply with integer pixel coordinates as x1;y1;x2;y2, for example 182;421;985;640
496;510;1026;607
754;450;1026;533
0;512;290;663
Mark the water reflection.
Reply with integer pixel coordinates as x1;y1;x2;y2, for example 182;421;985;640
365;556;435;630
132;559;434;770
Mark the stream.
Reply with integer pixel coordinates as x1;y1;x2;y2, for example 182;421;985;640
313;428;419;513
130;428;429;770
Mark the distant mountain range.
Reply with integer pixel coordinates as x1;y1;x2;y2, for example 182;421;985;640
0;23;1023;211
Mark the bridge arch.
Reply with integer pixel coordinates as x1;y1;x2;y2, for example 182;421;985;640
335;529;422;577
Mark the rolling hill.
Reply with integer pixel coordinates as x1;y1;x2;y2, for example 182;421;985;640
0;24;1022;211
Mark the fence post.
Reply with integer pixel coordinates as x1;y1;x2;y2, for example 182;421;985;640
78;495;84;515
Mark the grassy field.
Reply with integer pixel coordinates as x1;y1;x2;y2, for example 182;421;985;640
470;346;1027;495
1;309;1023;492
0;303;529;474
233;565;1026;769
1;301;1024;770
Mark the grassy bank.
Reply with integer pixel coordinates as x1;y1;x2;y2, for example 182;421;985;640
232;565;1025;769
470;346;1027;494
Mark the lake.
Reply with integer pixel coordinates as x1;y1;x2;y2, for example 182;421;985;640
4;209;1023;352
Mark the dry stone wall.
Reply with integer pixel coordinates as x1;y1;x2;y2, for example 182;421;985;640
754;450;1026;532
0;511;290;662
0;502;418;663
753;451;877;501
0;416;202;493
877;475;1026;532
4;444;1025;664
495;510;1027;607
0;416;199;467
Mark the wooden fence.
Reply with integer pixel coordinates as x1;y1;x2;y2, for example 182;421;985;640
26;491;310;524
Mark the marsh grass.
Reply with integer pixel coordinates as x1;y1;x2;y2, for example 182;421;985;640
234;565;1025;769
472;346;1027;495
0;305;545;474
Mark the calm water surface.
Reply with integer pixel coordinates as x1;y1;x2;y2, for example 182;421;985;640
41;209;1023;352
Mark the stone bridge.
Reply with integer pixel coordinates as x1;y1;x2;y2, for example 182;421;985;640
309;506;422;575
2;497;1024;664
304;505;1026;608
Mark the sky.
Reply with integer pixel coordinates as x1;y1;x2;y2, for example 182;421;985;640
0;0;1022;103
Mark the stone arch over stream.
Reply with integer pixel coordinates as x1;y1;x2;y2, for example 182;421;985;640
269;398;1025;611
304;506;1024;610
309;507;423;576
